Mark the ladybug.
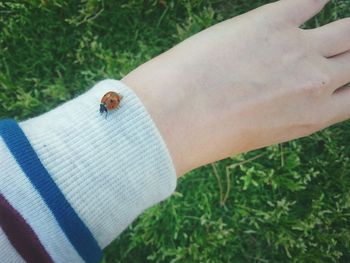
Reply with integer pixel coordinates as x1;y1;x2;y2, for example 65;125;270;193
99;91;123;117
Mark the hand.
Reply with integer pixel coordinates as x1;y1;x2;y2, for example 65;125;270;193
121;0;350;177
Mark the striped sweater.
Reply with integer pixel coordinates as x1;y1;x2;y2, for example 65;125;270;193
0;79;177;263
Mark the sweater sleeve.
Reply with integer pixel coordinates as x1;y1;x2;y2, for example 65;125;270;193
0;79;177;263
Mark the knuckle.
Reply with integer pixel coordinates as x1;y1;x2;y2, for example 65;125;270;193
260;2;276;11
303;128;316;138
257;2;286;26
299;68;332;97
317;62;334;87
299;124;316;137
300;119;324;137
294;47;309;61
311;0;323;6
342;17;350;24
320;73;332;87
310;0;328;10
254;4;278;24
299;80;325;97
341;17;350;30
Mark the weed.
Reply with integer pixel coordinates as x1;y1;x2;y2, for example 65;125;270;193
1;1;349;262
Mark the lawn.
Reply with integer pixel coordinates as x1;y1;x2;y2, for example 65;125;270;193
1;0;350;262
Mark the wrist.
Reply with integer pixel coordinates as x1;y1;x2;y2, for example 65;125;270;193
121;55;190;177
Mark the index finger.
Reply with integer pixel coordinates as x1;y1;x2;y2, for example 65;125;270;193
272;0;330;26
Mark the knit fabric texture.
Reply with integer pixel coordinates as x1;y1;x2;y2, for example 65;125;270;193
0;79;177;262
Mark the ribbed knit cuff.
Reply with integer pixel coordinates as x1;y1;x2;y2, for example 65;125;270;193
0;79;177;262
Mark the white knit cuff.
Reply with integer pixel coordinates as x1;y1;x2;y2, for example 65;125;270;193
19;79;177;249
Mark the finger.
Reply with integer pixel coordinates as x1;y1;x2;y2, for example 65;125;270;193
273;0;330;26
329;50;350;89
307;18;350;57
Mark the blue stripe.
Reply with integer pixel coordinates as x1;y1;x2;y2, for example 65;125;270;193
0;119;102;263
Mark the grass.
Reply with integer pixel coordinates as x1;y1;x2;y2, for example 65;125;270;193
1;0;350;262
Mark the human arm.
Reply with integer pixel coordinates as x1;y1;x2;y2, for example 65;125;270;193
122;0;350;177
1;0;350;262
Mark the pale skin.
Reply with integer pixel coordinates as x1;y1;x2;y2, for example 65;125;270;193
121;0;350;177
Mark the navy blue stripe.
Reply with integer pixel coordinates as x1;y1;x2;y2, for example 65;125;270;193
0;119;102;263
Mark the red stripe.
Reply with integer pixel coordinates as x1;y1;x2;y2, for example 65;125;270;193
0;194;54;263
